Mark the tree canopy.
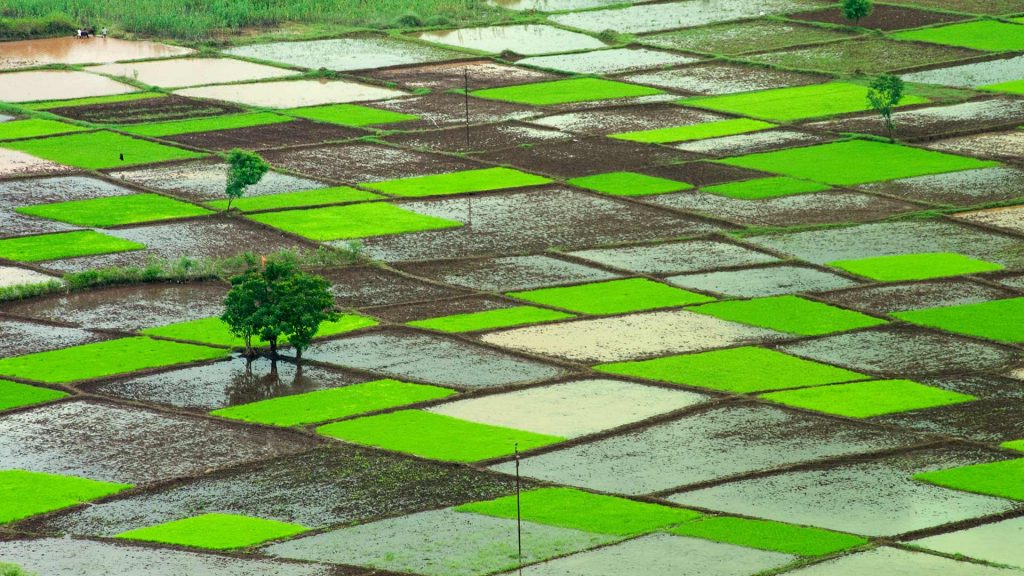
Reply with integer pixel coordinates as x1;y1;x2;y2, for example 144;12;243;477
841;0;873;23
225;149;270;210
867;74;905;141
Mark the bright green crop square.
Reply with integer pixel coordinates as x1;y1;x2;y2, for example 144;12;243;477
683;82;928;122
701;177;831;199
2;131;206;169
456;487;701;536
120;112;292;137
0;336;229;384
760;379;975;418
595;346;868;393
247;203;462;241
893;21;1024;52
0;469;131;524
508;278;714;315
894;297;1024;342
117;513;308;550
407;306;574;333
691;295;887;336
142;314;377;348
363;167;551;198
206;186;382;212
211;379;455;426
16;193;212;227
22;92;163;110
668;517;868;556
828;252;1004;282
316;410;564;462
718;140;996;186
471;78;663;106
915;458;1024;500
286;103;418;126
567;172;693;196
0;119;87;141
0;230;144;262
0;379;69;413
980;79;1024;94
610;118;776;144
1003;439;1024;452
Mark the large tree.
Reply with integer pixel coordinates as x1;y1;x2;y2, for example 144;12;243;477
224;149;269;210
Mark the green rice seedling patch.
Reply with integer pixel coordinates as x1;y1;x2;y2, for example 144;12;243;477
0;230;144;262
456;487;701;536
668;516;868;556
701;177;830;199
0;336;228;384
760;379;975;418
915;458;1024;500
142;313;378;348
407;306;574;333
248;203;462;241
828;252;1004;282
718;140;997;186
0;379;68;413
120;112;292;138
893;21;1024;52
894;297;1024;342
1002;439;1024;451
691;295;886;336
471;78;664;106
16;193;212;227
286;103;418;127
595;346;869;394
980;79;1024;94
0;119;87;141
567;171;693;197
0;469;131;524
508;278;714;315
206;186;381;212
117;513;308;550
2;131;205;169
682;82;928;122
21;92;164;111
316;409;564;462
211;379;455;427
610;119;776;144
363;167;551;198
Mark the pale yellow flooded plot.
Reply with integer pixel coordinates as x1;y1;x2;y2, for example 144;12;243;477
0;70;135;103
0;148;74;178
0;37;192;70
86;57;296;88
0;266;60;288
175;79;406;108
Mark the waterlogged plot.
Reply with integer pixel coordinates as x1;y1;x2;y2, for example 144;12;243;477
903;54;1024;88
414;24;606;55
568;240;778;275
567;172;693;196
517;48;699;75
784;547;1022;576
285;103;418;127
641;20;858;56
0;37;191;69
789;4;967;31
894;20;1024;52
408;306;574;333
248;203;462;241
745;38;982;75
141;313;377;348
550;0;822;33
595;346;869;394
667;265;857;298
0;148;73;178
701;177;829;199
117;513;308;550
211;379;455;427
760;379;976;418
399;254;618;292
0;266;58;288
956;204;1024;235
0;379;68;413
0;119;86;141
691;295;887;336
226;36;461;71
611;119;776;144
0;231;143;263
916;458;1024;500
86;58;295;88
176;79;405;108
915;517;1024;569
472;78;663;106
895;297;1024;343
110;160;328;203
829;253;1004;281
527;104;723;136
364;167;551;197
808;98;1024;141
821;279;1014;316
0;70;135;103
668;517;867;556
262;142;482;183
386;121;571;154
508;278;714;315
120;112;291;138
2;131;205;169
206;186;381;212
16;193;212;227
623;63;826;96
0;470;131;525
0;320;99;359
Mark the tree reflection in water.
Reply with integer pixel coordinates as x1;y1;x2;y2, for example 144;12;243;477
225;356;319;406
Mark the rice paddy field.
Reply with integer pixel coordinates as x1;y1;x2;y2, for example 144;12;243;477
3;1;1024;575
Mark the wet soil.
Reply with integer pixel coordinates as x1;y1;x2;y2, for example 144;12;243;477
805;98;1024;141
375;92;539;130
667;264;858;298
0;37;191;69
0;70;134;103
48;95;243;124
85;57;295;89
360;59;562;92
384;121;571;154
819;278;1016;315
858;166;1024;207
472;137;697;178
366;295;518;323
526;103;723;135
788;5;969;31
108;158;327;202
620;62;826;95
261;143;482;183
0;318;105;357
567;239;779;275
322;265;468;308
396;254;619;292
164;119;366;152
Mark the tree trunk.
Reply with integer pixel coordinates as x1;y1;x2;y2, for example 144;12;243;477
269;337;278;358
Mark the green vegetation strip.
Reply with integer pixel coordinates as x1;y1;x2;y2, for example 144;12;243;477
0;230;144;262
682;82;928;122
408;306;574;333
364;167;551;198
509;278;714;315
980;79;1024;95
828;252;1004;282
0;336;228;384
567;171;693;196
760;379;975;418
701;177;830;199
668;517;867;556
21;92;163;110
120;112;292;137
16;193;212;227
142;314;377;348
691;295;886;336
0;469;131;524
1002;439;1024;452
893;21;1024;52
0;119;87;141
2;131;206;169
0;379;68;413
457;487;701;536
595;346;868;393
286;103;418;126
471;78;663;106
206;186;382;212
117;513;308;550
316;409;564;462
610;119;776;144
894;297;1024;342
719;140;996;186
915;458;1024;500
248;203;462;241
211;379;455;426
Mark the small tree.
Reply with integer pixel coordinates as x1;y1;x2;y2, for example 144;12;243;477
841;0;873;24
867;74;905;142
272;271;338;360
221;266;267;357
224;149;269;210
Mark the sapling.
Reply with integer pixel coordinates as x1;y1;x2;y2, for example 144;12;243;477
224;149;269;210
842;0;873;24
867;73;905;142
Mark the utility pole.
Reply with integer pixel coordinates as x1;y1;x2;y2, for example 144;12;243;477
516;442;522;575
464;66;473;236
